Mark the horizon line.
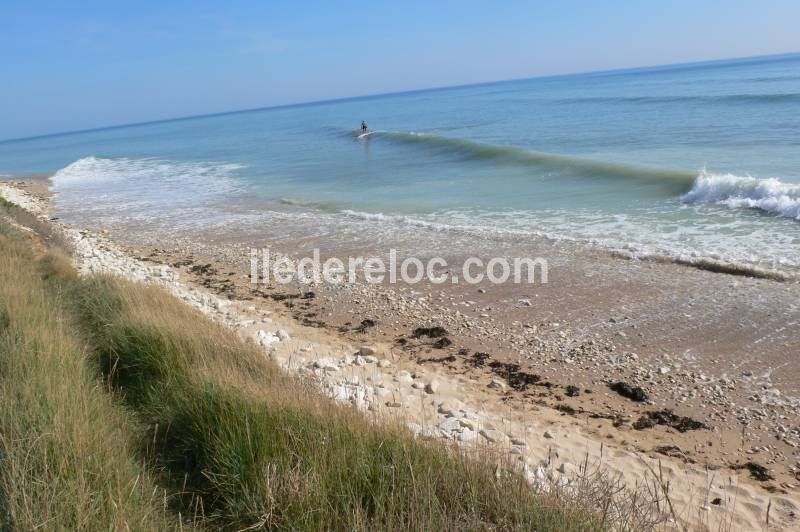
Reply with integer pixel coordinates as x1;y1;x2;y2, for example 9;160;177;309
2;49;798;145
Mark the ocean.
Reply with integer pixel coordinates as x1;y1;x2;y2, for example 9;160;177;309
1;53;799;274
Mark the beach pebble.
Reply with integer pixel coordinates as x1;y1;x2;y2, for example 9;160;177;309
358;345;377;357
256;329;280;347
424;380;440;394
543;430;554;439
488;379;505;390
277;329;291;341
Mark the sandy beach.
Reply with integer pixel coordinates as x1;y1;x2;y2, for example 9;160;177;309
4;178;800;530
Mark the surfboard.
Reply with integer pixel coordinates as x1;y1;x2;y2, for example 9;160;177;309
356;131;374;139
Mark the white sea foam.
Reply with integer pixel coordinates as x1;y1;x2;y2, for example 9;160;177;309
52;156;244;188
681;171;800;220
338;206;799;279
45;158;800;280
49;156;247;231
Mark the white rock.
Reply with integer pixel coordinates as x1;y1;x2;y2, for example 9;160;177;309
312;357;340;372
396;374;414;386
277;329;291;341
480;429;506;443
439;417;462;432
424;380;440;394
459;428;477;442
256;330;280;347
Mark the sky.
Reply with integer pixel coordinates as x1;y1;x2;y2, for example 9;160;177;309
2;0;799;140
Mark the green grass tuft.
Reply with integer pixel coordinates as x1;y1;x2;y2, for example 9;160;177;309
73;275;601;531
0;234;178;530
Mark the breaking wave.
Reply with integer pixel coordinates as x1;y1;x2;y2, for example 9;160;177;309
682;172;800;220
51;156;244;188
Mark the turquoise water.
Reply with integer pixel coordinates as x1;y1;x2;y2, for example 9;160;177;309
1;53;799;272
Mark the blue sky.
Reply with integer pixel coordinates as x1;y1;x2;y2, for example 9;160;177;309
2;0;798;140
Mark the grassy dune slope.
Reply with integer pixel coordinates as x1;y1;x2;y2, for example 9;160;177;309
0;227;176;529
74;276;598;530
0;205;600;531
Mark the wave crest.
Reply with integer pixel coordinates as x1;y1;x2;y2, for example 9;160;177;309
381;132;696;189
51;156;245;187
682;172;800;220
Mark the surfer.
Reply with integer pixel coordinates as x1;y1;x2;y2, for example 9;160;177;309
361;120;368;133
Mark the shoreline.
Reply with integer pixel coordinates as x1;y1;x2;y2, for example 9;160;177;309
3;178;800;530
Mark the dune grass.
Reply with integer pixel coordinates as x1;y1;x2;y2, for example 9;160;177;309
0;205;601;531
71;276;600;531
0;230;177;530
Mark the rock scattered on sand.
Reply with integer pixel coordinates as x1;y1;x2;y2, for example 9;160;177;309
424;380;440;394
488;379;505;390
256;330;281;348
609;381;648;402
411;326;449;339
633;409;707;432
732;461;774;482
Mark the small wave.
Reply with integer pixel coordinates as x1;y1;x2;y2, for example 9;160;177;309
278;197;338;211
681;172;800;220
51;156;243;189
340;209;482;233
51;156;245;187
381;132;696;190
555;93;800;105
51;156;120;185
279;197;313;206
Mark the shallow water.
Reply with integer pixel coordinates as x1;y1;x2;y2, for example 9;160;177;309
1;53;799;273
